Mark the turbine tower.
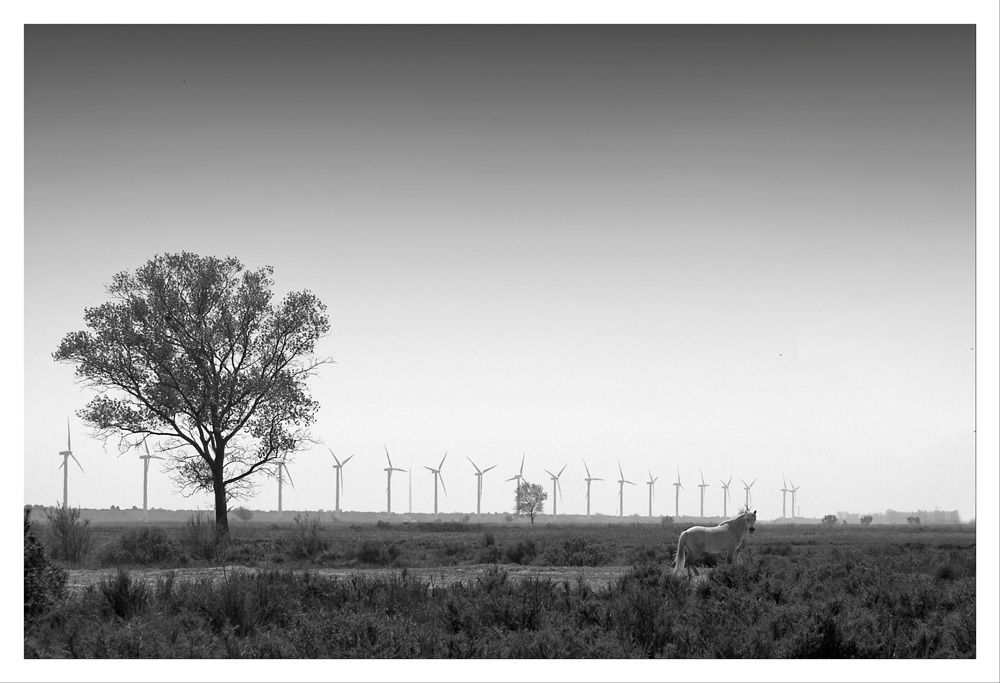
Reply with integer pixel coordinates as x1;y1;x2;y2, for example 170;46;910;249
789;479;800;519
506;452;526;492
543;465;566;516
138;442;164;519
276;455;295;513
582;460;603;516
740;478;756;510
698;470;710;518
617;463;635;517
328;449;354;513
781;474;791;518
58;419;83;509
383;445;406;514
467;457;497;515
423;452;448;515
720;476;732;518
646;470;658;517
673;469;684;518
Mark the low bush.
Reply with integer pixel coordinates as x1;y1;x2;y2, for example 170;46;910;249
100;568;151;620
102;527;179;565
24;507;68;627
290;514;329;560
503;539;537;565
44;505;93;563
181;512;220;561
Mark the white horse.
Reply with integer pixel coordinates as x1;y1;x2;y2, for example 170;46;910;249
672;510;757;577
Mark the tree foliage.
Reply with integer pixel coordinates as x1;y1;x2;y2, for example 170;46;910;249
515;481;547;524
822;514;838;526
53;253;330;532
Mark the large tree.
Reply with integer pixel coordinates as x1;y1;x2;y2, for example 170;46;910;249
53;252;331;535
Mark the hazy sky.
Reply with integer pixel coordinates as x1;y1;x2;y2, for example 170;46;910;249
23;24;982;522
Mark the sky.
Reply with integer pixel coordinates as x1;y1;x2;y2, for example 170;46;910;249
21;23;985;524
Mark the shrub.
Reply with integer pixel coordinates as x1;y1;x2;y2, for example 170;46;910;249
356;540;400;566
660;515;674;525
290;513;329;559
907;516;921;526
43;505;92;563
860;515;873;526
100;568;151;620
504;539;537;565
24;506;68;627
182;512;220;561
102;527;179;565
232;507;253;521
822;514;838;526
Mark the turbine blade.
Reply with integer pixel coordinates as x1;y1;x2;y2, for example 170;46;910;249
482;465;496;474
439;472;447;496
440;452;448;470
544;469;555;479
71;453;84;473
66;418;71;452
558;464;567;477
618;462;624;480
467;456;480;473
343;454;354;465
144;442;152;458
285;465;295;488
583;460;591;478
328;448;342;466
384;444;393;468
423;466;435;472
519;453;525;476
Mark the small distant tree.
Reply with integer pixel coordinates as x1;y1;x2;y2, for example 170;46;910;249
232;506;253;521
860;514;873;526
821;514;838;526
660;515;674;525
515;481;547;524
907;516;921;526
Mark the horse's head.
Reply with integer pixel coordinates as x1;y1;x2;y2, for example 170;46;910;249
747;509;757;533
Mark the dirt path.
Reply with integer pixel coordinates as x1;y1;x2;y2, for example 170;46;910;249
65;564;638;596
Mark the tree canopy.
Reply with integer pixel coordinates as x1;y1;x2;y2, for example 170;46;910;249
53;252;331;532
515;481;547;524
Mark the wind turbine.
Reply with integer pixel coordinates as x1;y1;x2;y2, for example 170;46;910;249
58;418;83;509
698;470;710;518
543;465;566;516
138;442;164;519
467;457;497;515
789;479;800;519
423;452;448;515
673;469;684;517
328;449;354;513
617;463;636;517
741;478;756;510
720;476;732;518
276;455;295;513
506;452;526;492
781;474;791;518
646;470;658;517
383;445;406;514
582;460;603;516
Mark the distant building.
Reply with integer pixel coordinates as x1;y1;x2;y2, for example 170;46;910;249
839;508;962;524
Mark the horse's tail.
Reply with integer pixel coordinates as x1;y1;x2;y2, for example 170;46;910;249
673;531;687;575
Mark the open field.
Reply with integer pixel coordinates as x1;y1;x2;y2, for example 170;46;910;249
26;516;976;658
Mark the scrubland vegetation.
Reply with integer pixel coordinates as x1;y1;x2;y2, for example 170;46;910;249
24;510;975;658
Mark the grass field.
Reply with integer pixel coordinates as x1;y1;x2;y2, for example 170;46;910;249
24;514;976;658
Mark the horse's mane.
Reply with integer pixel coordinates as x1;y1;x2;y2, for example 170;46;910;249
718;512;748;529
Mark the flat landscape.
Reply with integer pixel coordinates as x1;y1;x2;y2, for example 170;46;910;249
25;511;976;658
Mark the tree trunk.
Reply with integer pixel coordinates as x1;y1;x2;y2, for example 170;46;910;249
213;466;229;538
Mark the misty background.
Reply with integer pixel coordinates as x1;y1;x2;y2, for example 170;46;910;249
24;25;977;522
